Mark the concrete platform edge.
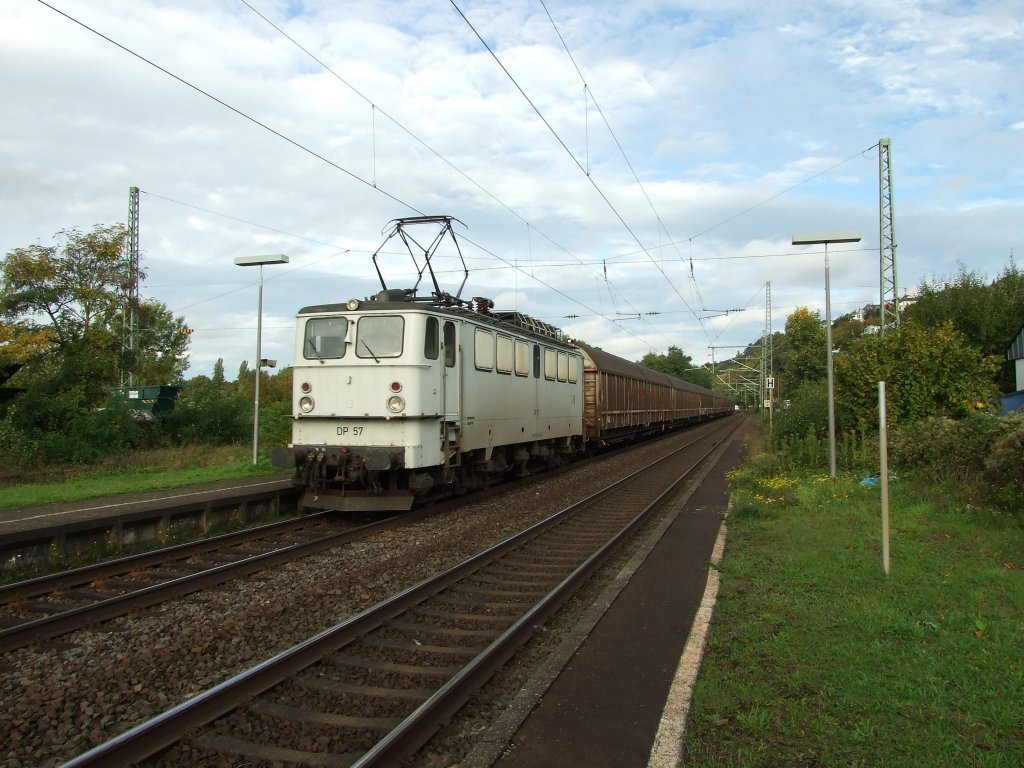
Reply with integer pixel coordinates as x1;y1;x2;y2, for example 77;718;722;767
646;507;730;768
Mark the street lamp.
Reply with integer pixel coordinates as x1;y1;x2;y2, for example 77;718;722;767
792;232;861;478
235;253;289;465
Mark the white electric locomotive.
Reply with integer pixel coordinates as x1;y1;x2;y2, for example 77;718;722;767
273;291;585;510
272;216;587;511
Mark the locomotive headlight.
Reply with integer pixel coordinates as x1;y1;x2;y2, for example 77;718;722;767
386;395;405;413
346;298;360;310
299;395;315;413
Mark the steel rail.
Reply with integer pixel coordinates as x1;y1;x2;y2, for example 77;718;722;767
0;512;404;653
354;419;740;766
0;424;707;652
59;417;740;768
0;507;318;604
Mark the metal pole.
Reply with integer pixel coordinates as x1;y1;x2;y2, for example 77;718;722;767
879;381;890;575
253;265;263;466
825;243;836;478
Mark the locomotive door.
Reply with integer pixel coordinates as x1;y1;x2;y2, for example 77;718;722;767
441;321;460;419
440;320;461;477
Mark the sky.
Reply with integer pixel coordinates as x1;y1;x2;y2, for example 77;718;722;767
2;0;1022;379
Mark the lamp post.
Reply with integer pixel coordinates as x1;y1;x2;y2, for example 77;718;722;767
235;253;289;465
792;232;861;478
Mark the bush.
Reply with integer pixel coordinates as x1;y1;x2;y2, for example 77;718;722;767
890;412;1024;514
162;379;250;445
260;399;293;456
0;411;43;473
773;380;828;443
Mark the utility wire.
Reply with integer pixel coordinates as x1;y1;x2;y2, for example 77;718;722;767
450;0;702;326
240;0;660;345
140;190;354;254
540;0;708;331
39;0;659;344
684;146;877;242
35;0;421;216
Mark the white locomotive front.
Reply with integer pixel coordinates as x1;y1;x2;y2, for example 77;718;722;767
273;289;585;511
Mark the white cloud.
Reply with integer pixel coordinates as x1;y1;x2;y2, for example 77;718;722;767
1;0;1021;377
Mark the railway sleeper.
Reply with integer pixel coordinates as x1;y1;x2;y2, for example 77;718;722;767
195;734;357;768
295;675;433;703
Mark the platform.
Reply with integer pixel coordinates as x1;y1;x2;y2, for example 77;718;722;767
0;475;299;571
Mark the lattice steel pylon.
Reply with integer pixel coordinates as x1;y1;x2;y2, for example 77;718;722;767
121;186;141;388
879;138;899;335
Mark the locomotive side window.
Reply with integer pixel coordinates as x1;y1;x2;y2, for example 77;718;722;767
496;335;513;375
544;348;557;381
514;340;530;377
533;344;541;378
356;315;404;359
568;355;579;383
557;351;568;382
474;328;494;371
304;317;347;359
444;322;456;367
425;317;439;360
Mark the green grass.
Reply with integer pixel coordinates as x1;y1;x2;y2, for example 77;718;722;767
0;444;285;509
685;462;1024;767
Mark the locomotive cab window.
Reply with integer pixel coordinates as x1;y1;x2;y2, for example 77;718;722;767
425;317;439;360
444;322;456;367
356;315;404;359
557;351;568;382
568;355;579;383
304;317;347;360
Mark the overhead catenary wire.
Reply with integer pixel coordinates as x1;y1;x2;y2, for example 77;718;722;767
37;0;665;347
450;0;705;334
539;0;712;332
33;1;420;216
237;0;665;348
37;1;882;364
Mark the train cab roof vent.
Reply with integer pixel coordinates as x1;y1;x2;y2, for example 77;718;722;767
375;288;416;303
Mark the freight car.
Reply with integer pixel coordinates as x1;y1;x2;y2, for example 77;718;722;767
271;216;735;511
577;342;735;446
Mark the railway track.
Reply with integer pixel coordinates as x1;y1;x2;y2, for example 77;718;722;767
61;417;740;768
0;511;401;653
0;424;708;655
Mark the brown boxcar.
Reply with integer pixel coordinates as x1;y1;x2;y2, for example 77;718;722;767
577;342;734;445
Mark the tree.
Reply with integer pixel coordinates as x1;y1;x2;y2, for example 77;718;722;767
780;307;827;390
1;225;137;349
909;259;1019;354
133;299;190;384
906;261;1024;391
638;346;712;388
0;320;55;369
1;224;189;391
834;322;1000;432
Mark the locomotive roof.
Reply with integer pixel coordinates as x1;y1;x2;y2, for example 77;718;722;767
297;295;578;349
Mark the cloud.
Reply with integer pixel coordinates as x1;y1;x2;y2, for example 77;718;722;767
1;0;1021;379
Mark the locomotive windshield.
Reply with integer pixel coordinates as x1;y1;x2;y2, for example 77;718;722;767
356;316;404;359
303;317;347;360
